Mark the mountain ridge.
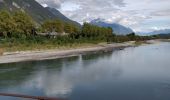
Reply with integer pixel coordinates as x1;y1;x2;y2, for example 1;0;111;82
148;29;170;35
137;29;170;35
90;18;134;35
45;7;80;27
0;0;80;26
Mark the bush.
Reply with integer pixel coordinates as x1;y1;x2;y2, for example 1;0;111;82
0;48;3;55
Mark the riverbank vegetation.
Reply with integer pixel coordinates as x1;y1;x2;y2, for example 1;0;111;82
0;10;169;53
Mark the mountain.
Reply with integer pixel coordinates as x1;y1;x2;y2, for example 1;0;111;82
45;7;80;27
90;18;134;35
0;0;80;26
137;29;170;36
148;29;170;35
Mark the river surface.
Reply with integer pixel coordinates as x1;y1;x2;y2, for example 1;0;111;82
0;42;170;100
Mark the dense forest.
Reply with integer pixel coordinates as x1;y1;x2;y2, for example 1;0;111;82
0;10;168;53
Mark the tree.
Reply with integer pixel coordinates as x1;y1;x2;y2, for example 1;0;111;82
81;22;115;41
64;22;79;34
41;19;64;33
64;23;73;33
41;20;55;32
126;32;136;40
13;11;35;36
106;27;114;42
54;19;64;33
0;10;16;37
82;22;91;37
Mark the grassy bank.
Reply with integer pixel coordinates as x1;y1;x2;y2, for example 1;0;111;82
0;36;107;53
0;48;3;55
1;35;169;54
134;40;152;46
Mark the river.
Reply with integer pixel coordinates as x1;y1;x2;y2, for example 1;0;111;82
0;42;170;100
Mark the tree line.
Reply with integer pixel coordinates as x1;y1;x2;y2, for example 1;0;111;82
0;10;159;45
0;10;115;41
0;10;80;37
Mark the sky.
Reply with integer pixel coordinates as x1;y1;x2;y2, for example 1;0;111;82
36;0;170;32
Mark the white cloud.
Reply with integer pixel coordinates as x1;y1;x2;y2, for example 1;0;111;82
42;4;48;7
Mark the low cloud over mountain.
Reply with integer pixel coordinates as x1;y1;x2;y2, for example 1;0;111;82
90;18;133;35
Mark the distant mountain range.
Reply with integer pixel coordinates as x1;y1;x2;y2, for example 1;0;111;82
148;29;170;35
137;29;170;35
90;18;134;35
0;0;80;26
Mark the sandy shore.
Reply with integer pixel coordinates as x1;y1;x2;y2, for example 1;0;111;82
0;41;138;64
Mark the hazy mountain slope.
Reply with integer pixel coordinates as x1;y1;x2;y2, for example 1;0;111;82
90;18;134;35
45;7;81;27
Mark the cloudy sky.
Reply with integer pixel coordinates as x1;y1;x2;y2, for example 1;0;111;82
36;0;170;32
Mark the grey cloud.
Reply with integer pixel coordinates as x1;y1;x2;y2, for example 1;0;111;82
113;0;126;7
36;0;61;8
36;0;126;8
35;0;127;23
35;0;170;32
151;9;170;16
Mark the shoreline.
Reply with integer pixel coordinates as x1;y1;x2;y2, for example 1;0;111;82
0;41;135;64
0;40;167;64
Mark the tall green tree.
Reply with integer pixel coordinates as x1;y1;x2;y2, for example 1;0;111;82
126;32;136;40
41;20;55;32
64;23;73;33
55;19;64;33
13;11;35;36
41;19;64;33
81;22;114;41
0;10;16;37
64;22;79;34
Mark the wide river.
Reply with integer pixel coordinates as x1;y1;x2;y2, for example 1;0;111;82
0;42;170;100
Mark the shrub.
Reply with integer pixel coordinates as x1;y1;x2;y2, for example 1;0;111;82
0;48;3;55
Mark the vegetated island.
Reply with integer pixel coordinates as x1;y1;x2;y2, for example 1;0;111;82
0;10;170;63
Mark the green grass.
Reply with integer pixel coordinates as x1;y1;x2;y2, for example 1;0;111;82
0;42;104;52
0;37;107;52
134;41;151;46
0;48;3;55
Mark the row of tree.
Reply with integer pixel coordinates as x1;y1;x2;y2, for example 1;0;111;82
40;19;79;34
0;10;115;40
0;10;156;44
0;10;80;37
81;23;114;41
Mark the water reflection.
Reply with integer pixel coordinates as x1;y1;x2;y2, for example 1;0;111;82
22;51;123;97
0;42;170;100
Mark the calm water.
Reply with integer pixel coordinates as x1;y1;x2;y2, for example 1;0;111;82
0;42;170;100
